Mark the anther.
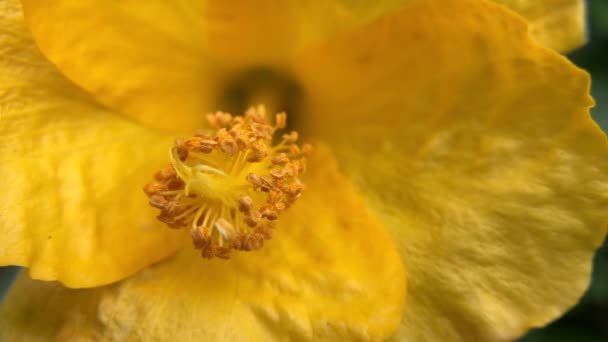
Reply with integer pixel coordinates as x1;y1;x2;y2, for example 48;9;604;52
288;144;301;157
259;176;276;192
235;135;250;150
246;173;263;190
219;138;237;155
275;112;287;129
175;139;189;160
271;153;289;165
155;165;176;180
148;195;167;209
238;196;253;212
143;182;164;196
207;111;233;127
282;131;298;143
270;169;286;179
274;201;286;211
285;184;303;199
246;141;268;163
261;208;278;220
199;139;217;153
244;210;262;227
256;223;274;240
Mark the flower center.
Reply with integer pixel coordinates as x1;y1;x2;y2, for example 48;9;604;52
144;106;310;259
218;67;302;124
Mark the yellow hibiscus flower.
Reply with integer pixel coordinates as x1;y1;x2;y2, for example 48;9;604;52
1;0;607;340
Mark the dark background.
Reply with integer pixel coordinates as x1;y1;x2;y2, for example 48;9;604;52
1;1;608;341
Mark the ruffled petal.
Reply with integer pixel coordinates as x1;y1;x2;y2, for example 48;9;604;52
292;0;608;340
0;0;187;288
495;0;587;53
0;145;406;341
19;0;414;131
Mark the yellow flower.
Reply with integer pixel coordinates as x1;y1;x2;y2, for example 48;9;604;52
0;0;606;340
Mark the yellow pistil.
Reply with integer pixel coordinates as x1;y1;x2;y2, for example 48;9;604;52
144;106;310;259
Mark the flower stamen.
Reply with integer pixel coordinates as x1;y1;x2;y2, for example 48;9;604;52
144;106;310;259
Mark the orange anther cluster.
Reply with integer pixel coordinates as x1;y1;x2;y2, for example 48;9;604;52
143;106;310;259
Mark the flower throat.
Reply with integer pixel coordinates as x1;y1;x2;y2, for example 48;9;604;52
144;106;310;259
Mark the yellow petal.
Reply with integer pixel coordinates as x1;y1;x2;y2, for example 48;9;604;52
494;0;587;53
0;0;187;288
19;0;413;132
0;144;406;341
18;0;215;133
292;0;607;340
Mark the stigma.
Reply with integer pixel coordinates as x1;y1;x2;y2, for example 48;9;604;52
144;106;310;259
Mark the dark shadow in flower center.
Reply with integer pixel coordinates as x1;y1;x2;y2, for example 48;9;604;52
217;67;304;132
